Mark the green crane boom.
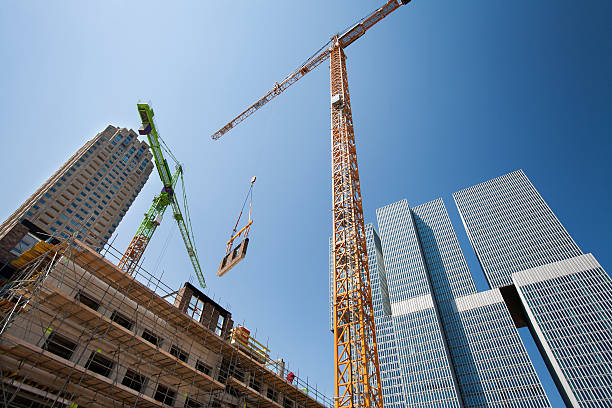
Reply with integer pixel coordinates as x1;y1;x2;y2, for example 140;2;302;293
118;103;205;288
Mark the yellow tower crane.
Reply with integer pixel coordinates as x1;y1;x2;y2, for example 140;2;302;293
210;1;412;407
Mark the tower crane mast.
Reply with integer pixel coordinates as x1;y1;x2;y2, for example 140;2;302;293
210;1;411;407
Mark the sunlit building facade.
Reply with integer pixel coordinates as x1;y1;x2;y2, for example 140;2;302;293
366;198;548;407
452;169;582;288
454;169;612;407
513;254;612;407
335;169;610;407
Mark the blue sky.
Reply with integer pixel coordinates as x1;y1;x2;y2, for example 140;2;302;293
1;0;611;404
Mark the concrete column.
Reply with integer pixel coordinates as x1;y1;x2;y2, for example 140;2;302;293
173;285;193;314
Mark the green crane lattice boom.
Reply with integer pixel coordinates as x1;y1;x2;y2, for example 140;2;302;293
118;103;205;288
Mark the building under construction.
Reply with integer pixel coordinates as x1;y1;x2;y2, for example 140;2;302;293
0;236;331;408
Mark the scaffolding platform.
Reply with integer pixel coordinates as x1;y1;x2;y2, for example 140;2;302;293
0;237;332;408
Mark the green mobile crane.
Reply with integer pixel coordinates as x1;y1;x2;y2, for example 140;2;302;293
118;103;205;288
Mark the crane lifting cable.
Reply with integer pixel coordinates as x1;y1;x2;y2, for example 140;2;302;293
217;176;256;277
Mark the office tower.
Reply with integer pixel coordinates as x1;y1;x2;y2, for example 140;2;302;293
330;169;608;406
513;254;612;407
371;198;549;407
453;169;582;288
454;169;612;407
376;199;463;407
413;199;549;407
0;125;154;264
365;225;403;408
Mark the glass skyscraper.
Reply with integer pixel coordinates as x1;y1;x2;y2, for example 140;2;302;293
352;170;611;407
454;170;612;407
453;169;582;288
513;254;612;407
376;199;462;407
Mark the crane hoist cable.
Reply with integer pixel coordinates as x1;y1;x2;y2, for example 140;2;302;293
217;176;256;277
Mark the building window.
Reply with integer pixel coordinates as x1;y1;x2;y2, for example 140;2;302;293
154;384;176;405
233;366;245;382
267;387;278;402
188;297;204;322
248;375;262;392
43;332;77;361
10;233;39;256
195;360;212;376
110;311;133;331
169;345;188;362
75;291;100;311
184;397;202;408
283;397;295;408
85;351;114;377
141;329;161;346
216;315;225;336
122;369;147;392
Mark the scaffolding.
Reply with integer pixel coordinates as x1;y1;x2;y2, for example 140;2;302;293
0;236;332;408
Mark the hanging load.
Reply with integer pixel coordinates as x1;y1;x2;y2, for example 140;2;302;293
217;177;256;277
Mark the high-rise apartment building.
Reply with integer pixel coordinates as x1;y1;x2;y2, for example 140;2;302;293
353;169;611;407
0;125;154;265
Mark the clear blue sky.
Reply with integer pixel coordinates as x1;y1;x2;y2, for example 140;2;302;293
1;0;610;404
